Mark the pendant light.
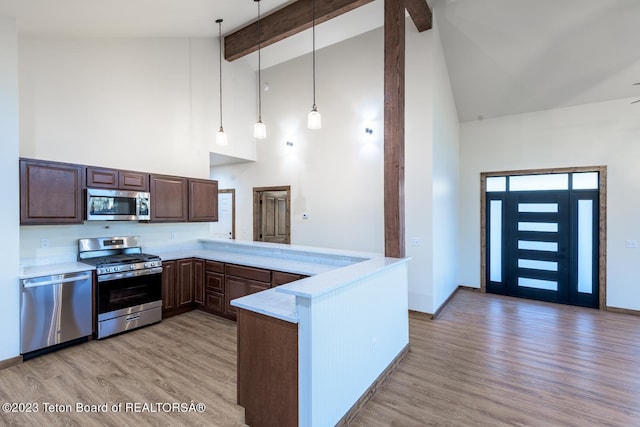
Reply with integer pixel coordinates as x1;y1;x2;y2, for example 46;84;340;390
307;0;321;129
215;18;228;146
253;0;267;139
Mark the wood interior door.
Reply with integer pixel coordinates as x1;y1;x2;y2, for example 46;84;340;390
260;191;289;244
253;187;291;244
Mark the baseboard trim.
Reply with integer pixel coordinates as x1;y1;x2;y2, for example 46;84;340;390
605;306;640;317
431;287;462;320
458;285;483;293
408;309;432;320
0;355;22;371
335;343;410;426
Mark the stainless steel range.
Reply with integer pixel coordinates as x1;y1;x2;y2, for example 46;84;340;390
78;236;162;339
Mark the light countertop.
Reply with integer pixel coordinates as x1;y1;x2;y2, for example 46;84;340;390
19;238;407;324
20;262;96;280
156;249;338;276
230;287;298;323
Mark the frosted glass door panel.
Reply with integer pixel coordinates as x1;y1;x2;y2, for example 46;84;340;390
573;172;599;190
578;200;594;294
486;177;507;192
518;203;558;213
489;200;502;282
510;174;568;191
518;259;558;271
518;222;558;232
518;240;559;252
518;277;558;291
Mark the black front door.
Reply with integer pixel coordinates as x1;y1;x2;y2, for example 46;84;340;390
486;172;599;308
506;190;570;303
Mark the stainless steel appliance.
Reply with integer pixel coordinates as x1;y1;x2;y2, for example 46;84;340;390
86;188;150;221
21;271;93;356
78;236;162;339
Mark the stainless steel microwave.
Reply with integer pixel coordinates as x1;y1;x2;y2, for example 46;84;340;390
86;188;150;221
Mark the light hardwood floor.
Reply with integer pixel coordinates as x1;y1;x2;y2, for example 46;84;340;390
352;290;640;427
1;290;640;426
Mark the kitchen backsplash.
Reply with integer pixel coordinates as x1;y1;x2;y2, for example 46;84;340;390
20;222;211;265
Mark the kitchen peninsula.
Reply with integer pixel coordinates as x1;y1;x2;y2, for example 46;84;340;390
157;238;411;427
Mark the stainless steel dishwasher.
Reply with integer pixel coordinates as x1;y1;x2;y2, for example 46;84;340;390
21;271;93;356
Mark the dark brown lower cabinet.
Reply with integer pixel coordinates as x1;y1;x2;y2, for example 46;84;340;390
272;270;305;287
161;260;177;314
237;308;298;427
163;258;203;318
225;264;271;321
176;259;195;309
163;259;305;320
225;277;270;321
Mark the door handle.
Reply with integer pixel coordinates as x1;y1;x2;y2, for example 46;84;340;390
126;315;141;322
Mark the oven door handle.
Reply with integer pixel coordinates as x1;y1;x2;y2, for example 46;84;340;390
97;266;163;282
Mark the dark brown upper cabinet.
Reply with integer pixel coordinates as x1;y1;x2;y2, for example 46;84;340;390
20;158;84;225
149;174;189;222
188;178;218;222
86;166;149;192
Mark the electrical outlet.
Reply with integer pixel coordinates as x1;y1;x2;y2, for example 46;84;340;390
40;238;49;248
410;237;420;246
170;232;176;240
626;240;638;248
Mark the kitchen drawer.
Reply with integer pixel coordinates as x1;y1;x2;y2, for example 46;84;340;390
226;264;271;283
205;291;225;315
206;260;224;274
206;271;224;293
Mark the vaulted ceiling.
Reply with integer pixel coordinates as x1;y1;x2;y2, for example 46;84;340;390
434;0;640;121
2;0;639;122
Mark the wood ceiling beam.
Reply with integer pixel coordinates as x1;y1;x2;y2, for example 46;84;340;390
224;0;375;62
404;0;432;32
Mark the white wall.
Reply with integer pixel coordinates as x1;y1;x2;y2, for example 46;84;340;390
0;18;21;361
431;20;460;311
405;19;460;314
19;36;257;175
17;36;257;262
459;98;640;311
405;24;435;312
211;27;386;252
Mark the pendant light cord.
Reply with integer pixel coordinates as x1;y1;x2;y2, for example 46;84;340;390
217;19;223;130
312;0;316;110
257;0;262;122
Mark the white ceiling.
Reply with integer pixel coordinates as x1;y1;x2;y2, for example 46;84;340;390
2;0;639;122
0;0;385;70
434;0;640;121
